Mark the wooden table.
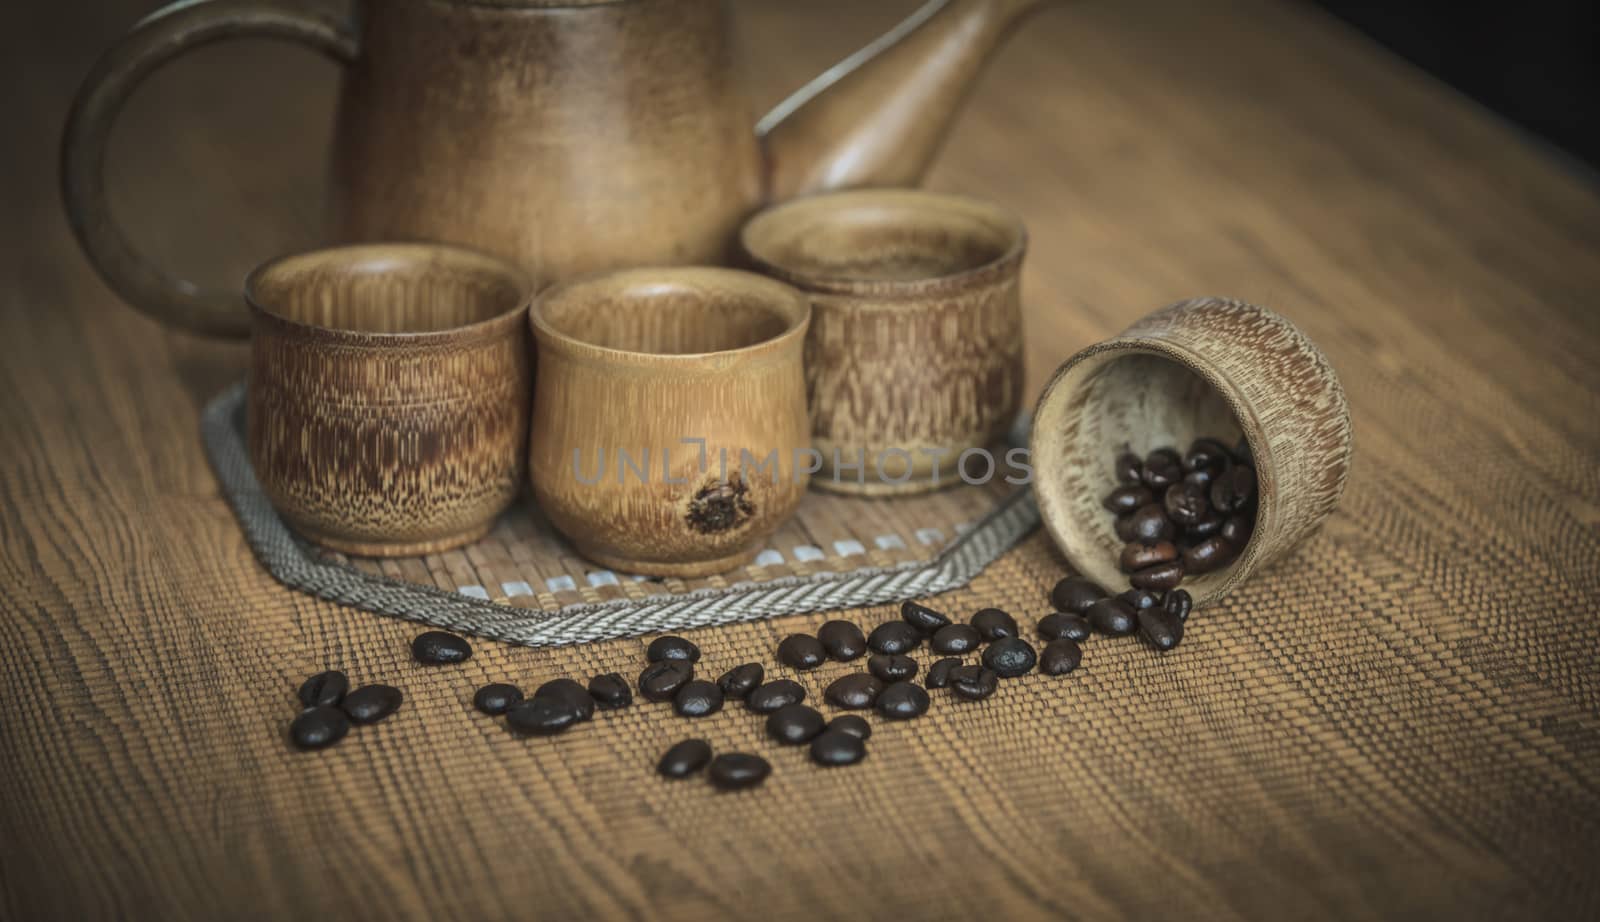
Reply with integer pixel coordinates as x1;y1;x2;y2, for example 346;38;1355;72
4;1;1597;919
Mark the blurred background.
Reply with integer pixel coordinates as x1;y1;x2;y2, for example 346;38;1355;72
2;0;1592;408
1314;0;1598;168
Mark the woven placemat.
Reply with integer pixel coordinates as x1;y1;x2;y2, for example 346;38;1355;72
201;382;1040;647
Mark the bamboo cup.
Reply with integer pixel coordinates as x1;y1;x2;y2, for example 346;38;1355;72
527;267;812;577
247;243;533;557
1031;297;1353;607
740;189;1026;495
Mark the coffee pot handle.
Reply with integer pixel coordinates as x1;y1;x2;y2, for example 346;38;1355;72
61;0;359;338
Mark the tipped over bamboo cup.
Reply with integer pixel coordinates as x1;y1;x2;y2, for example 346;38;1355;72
1030;297;1353;608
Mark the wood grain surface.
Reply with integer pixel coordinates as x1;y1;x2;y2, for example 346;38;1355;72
3;1;1599;920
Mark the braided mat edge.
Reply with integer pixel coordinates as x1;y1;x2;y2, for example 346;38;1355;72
200;382;1041;648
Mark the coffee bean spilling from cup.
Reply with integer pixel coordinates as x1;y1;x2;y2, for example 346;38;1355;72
287;439;1254;783
1080;436;1257;651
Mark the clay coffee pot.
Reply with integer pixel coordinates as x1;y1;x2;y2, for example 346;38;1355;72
63;0;1050;337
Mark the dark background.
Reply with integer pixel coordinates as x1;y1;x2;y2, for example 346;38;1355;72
1313;0;1599;169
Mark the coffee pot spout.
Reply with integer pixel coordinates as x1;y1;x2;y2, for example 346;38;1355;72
756;0;1051;203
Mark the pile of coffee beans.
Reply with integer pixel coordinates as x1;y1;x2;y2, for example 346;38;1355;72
294;438;1246;774
1108;438;1255;585
289;669;404;750
647;596;1093;785
364;592;1096;783
1057;435;1258;653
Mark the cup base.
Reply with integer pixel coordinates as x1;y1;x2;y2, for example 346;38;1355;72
292;522;496;559
574;544;760;579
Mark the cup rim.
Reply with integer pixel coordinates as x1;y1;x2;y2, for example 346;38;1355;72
245;241;534;344
738;188;1028;298
528;266;812;365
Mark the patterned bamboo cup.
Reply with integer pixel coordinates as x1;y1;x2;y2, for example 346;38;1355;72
247;243;533;557
740;189;1026;496
1031;298;1353;607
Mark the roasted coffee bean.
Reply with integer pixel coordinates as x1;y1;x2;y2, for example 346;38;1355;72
981;637;1037;678
1142;462;1181;491
1139;606;1185;651
1120;588;1162;610
342;685;403;724
1114;451;1144;485
588;673;632;709
1233;436;1252;465
474;683;524;716
298;670;349;709
901;600;951;633
411;631;472;665
777;633;827;670
926;657;961;689
657;739;712;778
290;706;349;750
1164;588;1193;622
1183;468;1215;489
1210;465;1256;513
1114;515;1139;542
1102;485;1153;514
875;681;930;720
1039;640;1083;676
746;679;806;713
646;635;700;664
949;664;984;685
1146;446;1181;467
1131;560;1185;591
951;667;999;701
506;697;579;736
1220;515;1252;546
717;662;764;698
868;653;918;683
931;623;982;654
971;607;1019;641
1121;540;1179;572
1086;598;1139;636
766;703;826;744
824;673;884;709
1183;535;1235;574
673;680;724;717
1164;481;1210;527
811;729;868;767
868;621;922;654
828;715;872;741
708;753;770;790
1049;577;1106;614
1037;612;1091;643
1187;512;1225;539
638;661;693;702
535;678;595;722
817;620;867;661
1142;448;1182;489
1129;503;1176;544
1184;437;1232;473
